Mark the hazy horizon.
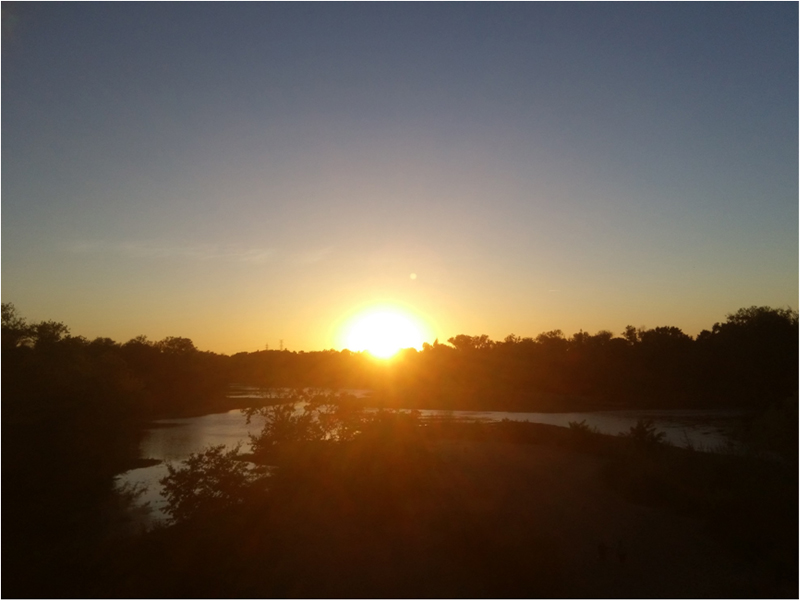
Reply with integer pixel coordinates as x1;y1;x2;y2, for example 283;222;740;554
3;3;797;354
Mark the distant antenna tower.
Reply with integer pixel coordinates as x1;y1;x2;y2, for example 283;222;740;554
279;339;284;351
265;343;269;351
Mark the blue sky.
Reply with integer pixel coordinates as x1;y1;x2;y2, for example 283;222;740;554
3;3;797;353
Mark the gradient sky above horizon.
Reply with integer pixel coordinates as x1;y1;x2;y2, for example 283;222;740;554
2;3;797;354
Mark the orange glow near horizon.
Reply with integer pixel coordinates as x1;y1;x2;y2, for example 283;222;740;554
339;306;430;358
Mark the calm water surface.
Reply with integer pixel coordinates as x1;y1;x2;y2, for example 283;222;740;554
116;402;748;523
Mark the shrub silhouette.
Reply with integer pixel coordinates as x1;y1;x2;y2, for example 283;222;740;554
568;419;599;435
159;444;267;523
162;390;421;523
244;389;367;457
621;418;666;447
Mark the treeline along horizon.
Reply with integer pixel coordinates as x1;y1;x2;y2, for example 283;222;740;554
229;307;797;410
3;303;797;417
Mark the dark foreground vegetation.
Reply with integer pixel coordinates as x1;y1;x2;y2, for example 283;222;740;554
2;304;797;597
14;399;799;598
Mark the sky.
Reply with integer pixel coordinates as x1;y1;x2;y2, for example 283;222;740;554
2;3;797;354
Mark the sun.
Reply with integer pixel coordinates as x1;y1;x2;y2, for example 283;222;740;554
342;308;426;358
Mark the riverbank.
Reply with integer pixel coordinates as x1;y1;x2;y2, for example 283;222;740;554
96;419;795;598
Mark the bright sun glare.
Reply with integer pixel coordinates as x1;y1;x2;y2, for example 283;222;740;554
343;309;425;358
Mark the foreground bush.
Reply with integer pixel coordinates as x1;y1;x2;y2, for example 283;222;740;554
160;389;424;522
160;445;267;523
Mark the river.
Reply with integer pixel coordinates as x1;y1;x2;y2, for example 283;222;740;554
115;400;749;524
